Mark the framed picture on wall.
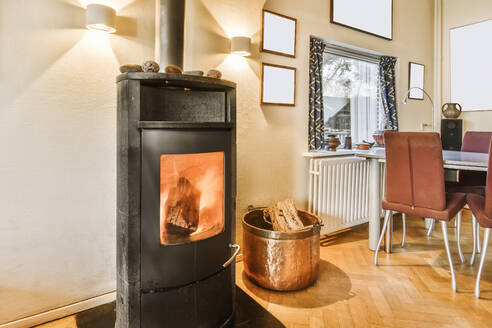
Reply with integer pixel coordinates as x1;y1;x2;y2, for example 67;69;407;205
261;10;297;57
331;0;393;40
450;19;492;111
408;62;425;100
261;63;296;106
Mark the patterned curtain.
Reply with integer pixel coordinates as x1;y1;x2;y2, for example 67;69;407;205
379;56;398;130
309;38;326;150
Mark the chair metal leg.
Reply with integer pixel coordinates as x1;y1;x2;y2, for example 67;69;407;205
471;214;477;266
374;210;391;265
456;211;466;264
384;211;394;253
475;228;490;298
401;213;406;248
477;222;482;254
427;219;435;237
440;220;457;292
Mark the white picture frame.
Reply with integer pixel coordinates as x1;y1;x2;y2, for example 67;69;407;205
261;10;297;58
261;63;296;106
331;0;392;40
409;62;425;100
450;19;492;111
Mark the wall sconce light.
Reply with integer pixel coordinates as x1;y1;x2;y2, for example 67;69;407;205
231;36;251;56
86;4;116;33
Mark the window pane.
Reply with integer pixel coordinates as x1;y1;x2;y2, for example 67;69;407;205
322;52;384;147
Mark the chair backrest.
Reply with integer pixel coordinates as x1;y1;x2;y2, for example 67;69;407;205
462;131;492;153
485;141;492;218
384;132;446;211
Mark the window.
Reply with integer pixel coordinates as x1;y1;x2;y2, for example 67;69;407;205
322;45;385;147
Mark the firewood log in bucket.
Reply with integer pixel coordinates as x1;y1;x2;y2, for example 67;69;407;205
263;199;304;232
242;201;322;291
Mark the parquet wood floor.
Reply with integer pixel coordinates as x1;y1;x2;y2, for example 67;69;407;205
236;210;492;328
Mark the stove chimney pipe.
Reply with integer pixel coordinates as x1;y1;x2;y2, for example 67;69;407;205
156;0;185;70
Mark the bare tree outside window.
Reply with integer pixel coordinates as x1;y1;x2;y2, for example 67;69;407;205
322;52;384;147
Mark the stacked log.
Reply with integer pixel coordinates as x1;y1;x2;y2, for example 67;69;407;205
164;176;201;235
263;199;304;232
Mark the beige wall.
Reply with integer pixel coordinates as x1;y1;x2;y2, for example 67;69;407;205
441;0;492;132
184;0;435;243
0;0;154;324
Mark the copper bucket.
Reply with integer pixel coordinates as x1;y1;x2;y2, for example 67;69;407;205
242;209;321;291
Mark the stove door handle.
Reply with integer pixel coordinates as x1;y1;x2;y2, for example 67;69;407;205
222;244;241;268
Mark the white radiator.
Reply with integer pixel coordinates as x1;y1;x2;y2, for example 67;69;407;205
308;156;370;235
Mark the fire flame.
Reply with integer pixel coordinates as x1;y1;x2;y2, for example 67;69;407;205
159;152;224;244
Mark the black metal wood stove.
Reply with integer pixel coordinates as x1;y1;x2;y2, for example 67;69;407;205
116;72;237;327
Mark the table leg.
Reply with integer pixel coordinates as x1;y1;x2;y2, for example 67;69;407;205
368;158;382;251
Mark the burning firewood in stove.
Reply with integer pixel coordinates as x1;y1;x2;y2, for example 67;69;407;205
164;176;201;235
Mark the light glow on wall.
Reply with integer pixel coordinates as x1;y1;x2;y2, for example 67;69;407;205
220;53;249;72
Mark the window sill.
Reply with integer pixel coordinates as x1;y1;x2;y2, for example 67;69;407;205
302;149;356;158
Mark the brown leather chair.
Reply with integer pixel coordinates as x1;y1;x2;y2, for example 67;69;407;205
374;132;467;292
467;140;492;298
447;131;492;195
441;131;492;252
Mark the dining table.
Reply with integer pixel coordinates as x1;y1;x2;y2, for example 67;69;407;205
355;147;489;252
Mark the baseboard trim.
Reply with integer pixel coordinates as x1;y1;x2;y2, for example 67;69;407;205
0;291;116;328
